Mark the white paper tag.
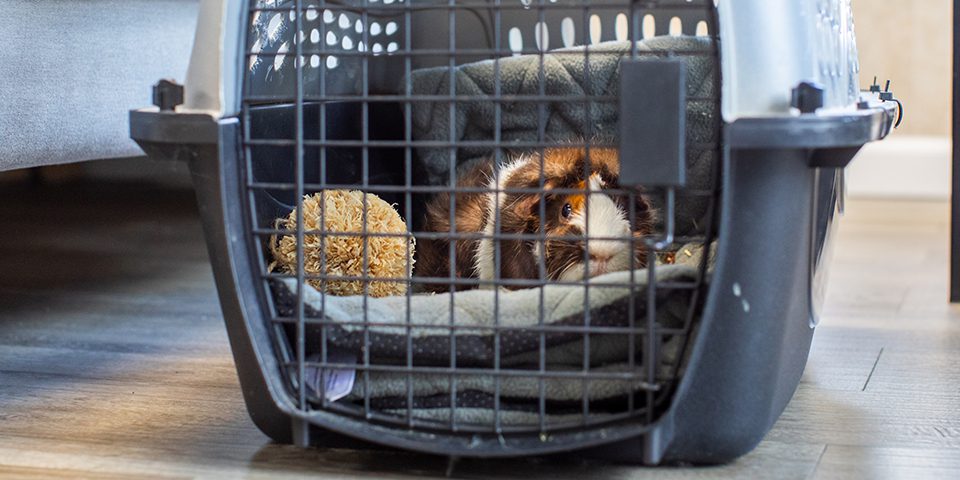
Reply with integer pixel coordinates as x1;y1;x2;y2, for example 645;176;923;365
305;350;356;402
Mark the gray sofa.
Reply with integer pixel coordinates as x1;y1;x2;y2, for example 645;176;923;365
0;0;198;172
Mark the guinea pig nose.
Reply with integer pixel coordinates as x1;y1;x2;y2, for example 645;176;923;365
589;253;611;263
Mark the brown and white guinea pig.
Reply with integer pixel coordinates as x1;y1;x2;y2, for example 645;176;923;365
414;147;657;292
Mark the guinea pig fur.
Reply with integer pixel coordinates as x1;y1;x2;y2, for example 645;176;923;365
415;147;656;292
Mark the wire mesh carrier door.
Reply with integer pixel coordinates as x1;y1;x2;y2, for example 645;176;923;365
243;0;721;461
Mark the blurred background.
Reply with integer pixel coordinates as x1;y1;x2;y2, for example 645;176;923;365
848;0;952;199
1;0;952;200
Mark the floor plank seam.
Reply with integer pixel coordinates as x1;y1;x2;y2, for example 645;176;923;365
806;444;828;480
862;347;885;392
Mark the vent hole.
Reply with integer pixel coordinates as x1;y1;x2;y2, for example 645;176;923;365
642;14;655;39
589;14;602;44
509;27;523;55
560;17;575;47
615;13;628;41
273;41;289;70
669;17;682;36
696;20;709;36
267;13;284;40
534;21;549;51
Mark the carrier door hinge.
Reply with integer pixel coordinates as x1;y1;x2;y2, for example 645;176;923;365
153;79;184;112
791;82;825;114
619;59;687;188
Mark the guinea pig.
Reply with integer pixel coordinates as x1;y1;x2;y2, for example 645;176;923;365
414;147;657;292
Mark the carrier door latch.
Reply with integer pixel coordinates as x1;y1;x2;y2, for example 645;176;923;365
865;77;904;128
619;59;687;188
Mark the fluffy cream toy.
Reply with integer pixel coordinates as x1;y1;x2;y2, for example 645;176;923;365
270;190;415;297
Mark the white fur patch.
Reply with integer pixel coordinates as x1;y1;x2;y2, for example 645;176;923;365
476;155;530;286
561;175;632;282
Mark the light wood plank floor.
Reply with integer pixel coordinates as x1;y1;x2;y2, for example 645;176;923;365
0;178;957;479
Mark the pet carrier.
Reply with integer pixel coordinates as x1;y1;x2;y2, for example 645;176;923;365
131;0;899;465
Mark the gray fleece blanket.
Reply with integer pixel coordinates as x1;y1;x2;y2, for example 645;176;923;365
409;36;719;236
274;242;715;425
277;267;695;424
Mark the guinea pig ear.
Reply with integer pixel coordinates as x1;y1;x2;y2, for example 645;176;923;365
515;194;543;217
633;191;658;229
505;193;544;229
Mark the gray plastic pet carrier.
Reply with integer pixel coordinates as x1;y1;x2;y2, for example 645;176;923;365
131;0;900;465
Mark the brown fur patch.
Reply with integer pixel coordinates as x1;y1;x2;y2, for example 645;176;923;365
414;160;493;292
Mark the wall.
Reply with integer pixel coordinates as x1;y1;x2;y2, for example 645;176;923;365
846;0;952;199
852;0;951;137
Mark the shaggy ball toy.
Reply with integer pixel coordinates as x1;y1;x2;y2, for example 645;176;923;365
270;190;415;297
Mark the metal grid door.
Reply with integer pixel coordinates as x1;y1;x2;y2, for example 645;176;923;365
240;0;721;450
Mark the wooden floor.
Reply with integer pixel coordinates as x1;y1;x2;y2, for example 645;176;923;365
0;177;957;479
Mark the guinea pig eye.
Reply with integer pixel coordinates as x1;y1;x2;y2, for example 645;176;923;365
561;203;572;219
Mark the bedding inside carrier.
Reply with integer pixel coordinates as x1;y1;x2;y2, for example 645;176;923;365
272;248;711;425
251;35;720;426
